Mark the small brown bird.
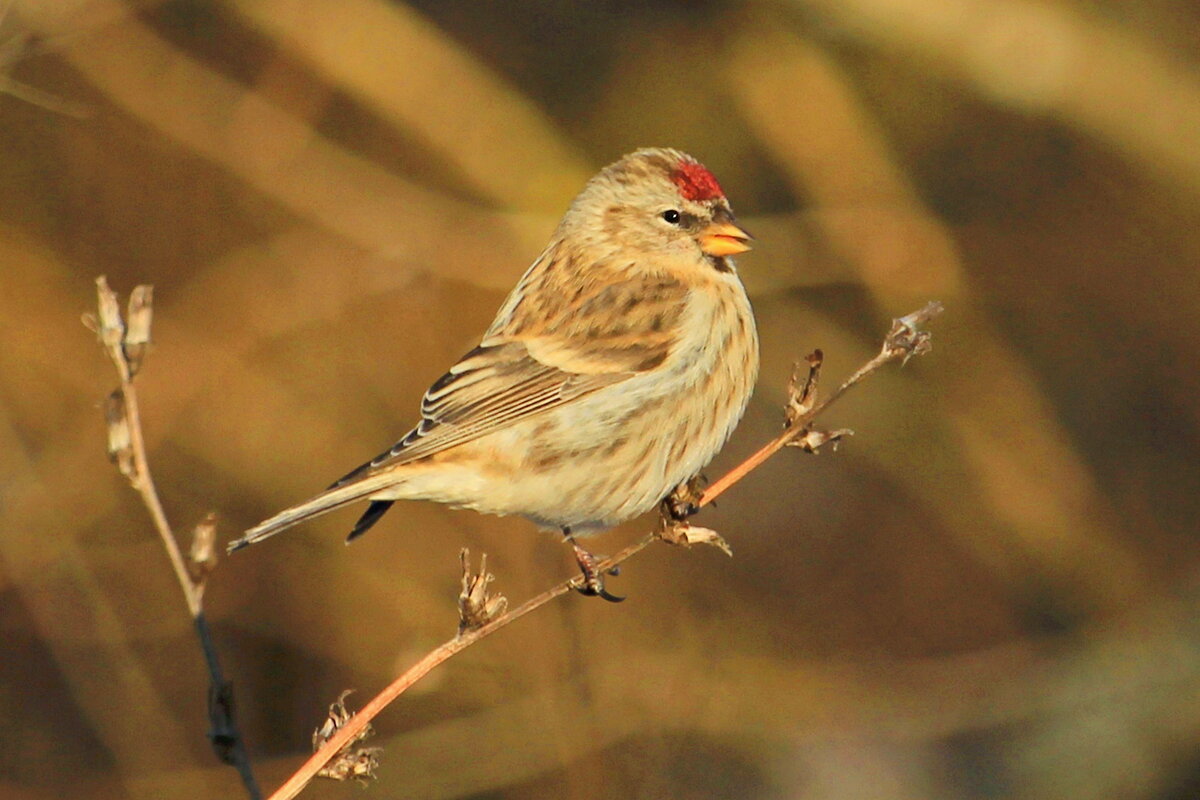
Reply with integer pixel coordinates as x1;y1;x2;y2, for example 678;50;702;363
228;148;759;600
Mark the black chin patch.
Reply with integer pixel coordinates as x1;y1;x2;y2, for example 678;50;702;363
708;255;733;273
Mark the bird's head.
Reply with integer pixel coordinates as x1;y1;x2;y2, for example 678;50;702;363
558;148;752;275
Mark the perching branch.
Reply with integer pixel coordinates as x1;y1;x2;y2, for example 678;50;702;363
267;301;943;800
86;277;262;800
698;300;943;507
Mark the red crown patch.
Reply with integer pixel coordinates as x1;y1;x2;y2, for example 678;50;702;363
671;160;725;202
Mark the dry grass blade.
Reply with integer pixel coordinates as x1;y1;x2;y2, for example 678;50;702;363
0;0;90;117
228;0;590;211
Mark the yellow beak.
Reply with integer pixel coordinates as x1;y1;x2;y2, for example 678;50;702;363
698;220;753;257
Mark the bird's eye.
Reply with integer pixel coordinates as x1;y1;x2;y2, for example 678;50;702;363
661;209;682;225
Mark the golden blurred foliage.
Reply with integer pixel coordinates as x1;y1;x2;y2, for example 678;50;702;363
1;0;1198;798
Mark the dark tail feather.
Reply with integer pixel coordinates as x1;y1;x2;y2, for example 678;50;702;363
346;500;394;543
227;471;398;553
328;460;371;490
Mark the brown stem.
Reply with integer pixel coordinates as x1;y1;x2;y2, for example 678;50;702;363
268;533;656;800
92;277;262;800
703;301;943;507
120;370;204;615
698;428;794;509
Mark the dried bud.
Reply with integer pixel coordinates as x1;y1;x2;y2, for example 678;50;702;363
123;285;154;376
104;389;136;481
313;691;381;784
885;301;942;364
188;512;219;586
93;276;125;348
458;549;507;635
785;350;822;427
787;427;854;453
658;519;733;557
319;745;381;784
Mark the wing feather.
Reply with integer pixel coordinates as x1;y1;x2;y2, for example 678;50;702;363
336;270;690;481
362;342;626;469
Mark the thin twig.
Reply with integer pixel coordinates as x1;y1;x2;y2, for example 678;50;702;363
118;351;202;613
267;300;942;800
269;534;653;800
701;301;943;506
88;277;262;800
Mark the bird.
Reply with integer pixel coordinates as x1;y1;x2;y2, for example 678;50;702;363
227;147;759;601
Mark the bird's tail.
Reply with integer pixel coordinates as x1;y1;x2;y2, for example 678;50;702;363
227;472;399;553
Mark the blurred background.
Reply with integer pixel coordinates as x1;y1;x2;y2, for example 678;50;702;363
2;0;1199;798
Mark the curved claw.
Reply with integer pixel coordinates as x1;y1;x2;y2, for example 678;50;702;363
597;587;626;603
570;541;625;602
572;582;626;602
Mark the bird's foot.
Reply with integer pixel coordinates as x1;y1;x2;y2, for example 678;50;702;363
571;542;624;602
663;474;707;522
